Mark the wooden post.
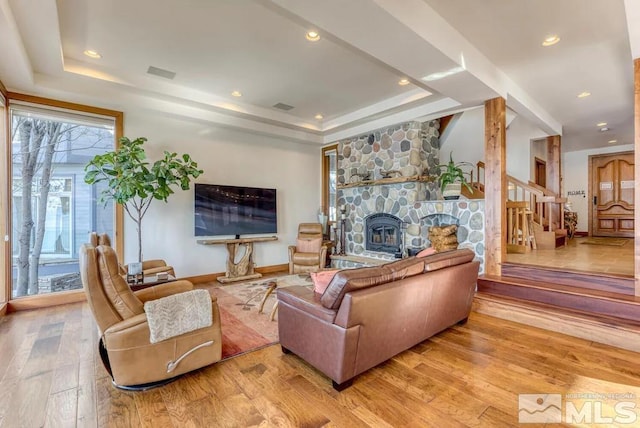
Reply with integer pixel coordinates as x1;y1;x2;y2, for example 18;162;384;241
634;59;640;297
484;97;507;276
546;135;562;234
546;135;562;195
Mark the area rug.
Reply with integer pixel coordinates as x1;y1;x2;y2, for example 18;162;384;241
207;274;313;360
580;237;630;246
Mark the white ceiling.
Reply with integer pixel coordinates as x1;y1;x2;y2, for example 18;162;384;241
0;0;637;151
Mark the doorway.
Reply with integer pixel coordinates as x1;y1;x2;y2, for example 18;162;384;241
534;157;546;188
589;151;634;238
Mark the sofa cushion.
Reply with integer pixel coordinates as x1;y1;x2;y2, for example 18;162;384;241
321;266;393;309
422;248;475;272
417;247;437;257
310;269;340;294
382;257;425;281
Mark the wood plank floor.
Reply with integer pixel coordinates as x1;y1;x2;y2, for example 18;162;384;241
505;236;634;276
1;302;640;427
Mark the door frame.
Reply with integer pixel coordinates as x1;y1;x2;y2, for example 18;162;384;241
588;150;634;237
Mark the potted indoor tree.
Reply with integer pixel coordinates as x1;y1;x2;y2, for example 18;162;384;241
84;136;203;262
436;152;473;200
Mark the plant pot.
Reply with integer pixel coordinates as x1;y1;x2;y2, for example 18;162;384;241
442;183;461;200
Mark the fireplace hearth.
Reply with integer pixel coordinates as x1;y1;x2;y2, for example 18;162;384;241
365;213;402;255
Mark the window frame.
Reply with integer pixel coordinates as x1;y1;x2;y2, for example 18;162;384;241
322;144;338;226
3;92;123;311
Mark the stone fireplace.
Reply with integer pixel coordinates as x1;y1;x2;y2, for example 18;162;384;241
365;213;402;255
332;119;486;273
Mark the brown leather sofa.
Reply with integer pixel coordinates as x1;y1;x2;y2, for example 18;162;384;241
80;243;222;389
277;249;479;390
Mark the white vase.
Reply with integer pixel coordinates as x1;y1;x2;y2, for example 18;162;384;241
442;183;461;200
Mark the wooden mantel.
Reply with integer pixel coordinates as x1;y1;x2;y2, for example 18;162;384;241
337;174;435;190
197;236;277;283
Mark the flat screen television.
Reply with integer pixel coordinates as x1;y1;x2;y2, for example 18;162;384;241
194;183;277;237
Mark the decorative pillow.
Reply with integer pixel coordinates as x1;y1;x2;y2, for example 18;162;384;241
417;247;437;257
297;237;322;253
310;269;340;294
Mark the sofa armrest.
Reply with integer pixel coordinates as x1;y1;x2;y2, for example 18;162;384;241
277;286;337;323
133;280;194;303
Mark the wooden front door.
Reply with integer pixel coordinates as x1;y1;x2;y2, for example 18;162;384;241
590;151;634;237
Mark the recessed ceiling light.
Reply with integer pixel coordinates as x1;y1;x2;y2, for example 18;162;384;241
542;35;560;47
608;139;617;144
315;114;324;120
305;31;320;42
577;91;591;98
83;50;102;59
600;127;609;132
231;91;242;97
596;122;607;127
398;78;410;86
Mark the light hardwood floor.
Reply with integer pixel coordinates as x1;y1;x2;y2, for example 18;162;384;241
505;236;634;276
1;301;639;427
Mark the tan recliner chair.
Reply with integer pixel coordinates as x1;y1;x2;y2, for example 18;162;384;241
288;223;328;274
79;243;222;389
89;232;175;277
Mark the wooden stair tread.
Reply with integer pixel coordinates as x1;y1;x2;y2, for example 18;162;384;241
502;262;633;281
475;292;640;329
480;274;640;304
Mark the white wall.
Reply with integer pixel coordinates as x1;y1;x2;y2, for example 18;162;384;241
507;116;548;182
562;144;634;232
439;107;484;170
439;106;547;183
122;110;321;277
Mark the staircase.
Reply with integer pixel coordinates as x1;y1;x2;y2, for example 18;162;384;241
465;161;567;252
506;176;567;251
477;263;640;350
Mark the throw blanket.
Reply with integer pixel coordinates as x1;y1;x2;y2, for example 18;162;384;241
144;289;212;343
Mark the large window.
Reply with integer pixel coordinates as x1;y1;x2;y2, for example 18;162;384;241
10;103;116;298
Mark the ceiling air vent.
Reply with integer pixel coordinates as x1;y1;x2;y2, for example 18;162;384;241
272;102;294;111
147;66;176;80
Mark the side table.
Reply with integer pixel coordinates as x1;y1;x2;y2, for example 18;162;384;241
129;274;177;292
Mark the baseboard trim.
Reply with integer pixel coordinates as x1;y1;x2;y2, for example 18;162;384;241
574;231;588;237
184;264;289;284
8;290;86;312
472;293;640;353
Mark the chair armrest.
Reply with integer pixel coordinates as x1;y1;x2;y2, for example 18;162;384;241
142;259;168;270
133;280;194;303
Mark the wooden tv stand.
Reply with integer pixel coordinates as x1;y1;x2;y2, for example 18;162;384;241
196;236;278;283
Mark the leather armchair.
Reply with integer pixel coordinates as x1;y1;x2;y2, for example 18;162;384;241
79;243;222;389
288;223;328;274
88;232;176;277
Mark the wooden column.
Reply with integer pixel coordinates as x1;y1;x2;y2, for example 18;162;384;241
546;135;562;195
546;135;562;234
484;97;507;276
634;59;640;297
